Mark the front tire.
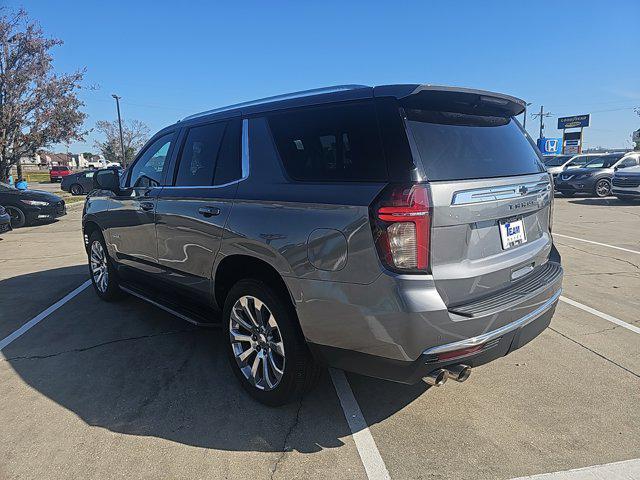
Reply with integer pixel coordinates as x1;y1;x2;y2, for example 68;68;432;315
70;184;84;195
223;279;321;406
594;179;611;197
88;231;122;301
6;206;26;228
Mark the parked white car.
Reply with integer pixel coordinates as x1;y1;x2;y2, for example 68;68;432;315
86;160;121;169
611;153;640;201
543;153;604;180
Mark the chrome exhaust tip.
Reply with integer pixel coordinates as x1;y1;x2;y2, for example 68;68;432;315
445;364;471;383
422;369;448;387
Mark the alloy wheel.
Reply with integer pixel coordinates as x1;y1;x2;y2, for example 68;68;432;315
596;179;611;197
6;207;25;228
90;240;109;293
229;295;285;391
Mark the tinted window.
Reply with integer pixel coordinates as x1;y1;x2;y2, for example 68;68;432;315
618;157;639;168
129;133;174;187
406;110;545;181
268;102;387;182
543;155;571;166
584;154;624;169
175;122;226;186
213;118;242;185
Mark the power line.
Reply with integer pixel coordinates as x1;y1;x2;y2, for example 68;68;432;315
531;105;553;140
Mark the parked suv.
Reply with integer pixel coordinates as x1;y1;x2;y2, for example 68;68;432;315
612;153;640;201
83;84;563;405
554;152;635;197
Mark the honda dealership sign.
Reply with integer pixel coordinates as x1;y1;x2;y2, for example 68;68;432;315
537;137;562;154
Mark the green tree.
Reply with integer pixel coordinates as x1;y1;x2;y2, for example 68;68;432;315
0;8;87;180
94;119;149;165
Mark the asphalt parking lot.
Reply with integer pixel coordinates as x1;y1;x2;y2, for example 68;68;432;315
0;197;638;480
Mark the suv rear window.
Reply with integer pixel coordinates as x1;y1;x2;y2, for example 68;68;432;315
268;102;387;182
406;110;545;181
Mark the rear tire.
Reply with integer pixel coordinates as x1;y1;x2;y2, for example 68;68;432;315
6;206;26;228
88;231;122;301
223;279;321;406
70;184;84;195
594;179;611;197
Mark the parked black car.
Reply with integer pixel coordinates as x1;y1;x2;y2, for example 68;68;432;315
0;204;11;234
0;181;66;227
61;170;96;195
554;153;636;197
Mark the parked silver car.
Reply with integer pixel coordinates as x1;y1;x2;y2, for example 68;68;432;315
83;84;563;405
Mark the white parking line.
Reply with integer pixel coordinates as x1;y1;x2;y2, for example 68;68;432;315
329;368;391;480
0;280;91;351
510;458;640;479
560;296;640;335
554;233;640;256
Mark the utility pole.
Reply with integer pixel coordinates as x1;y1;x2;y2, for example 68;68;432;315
531;105;553;141
111;94;126;167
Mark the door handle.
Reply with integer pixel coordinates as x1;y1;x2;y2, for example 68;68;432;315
198;206;221;217
139;201;155;211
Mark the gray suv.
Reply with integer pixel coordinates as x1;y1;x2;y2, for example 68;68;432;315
83;84;563;405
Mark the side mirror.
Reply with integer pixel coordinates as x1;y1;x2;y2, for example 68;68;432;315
93;168;120;192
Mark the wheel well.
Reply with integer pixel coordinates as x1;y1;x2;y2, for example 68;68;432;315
214;255;295;312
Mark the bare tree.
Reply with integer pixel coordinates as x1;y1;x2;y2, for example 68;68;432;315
94;119;149;164
0;8;87;180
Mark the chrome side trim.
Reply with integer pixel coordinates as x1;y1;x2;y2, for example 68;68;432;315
182;85;369;121
451;180;550;205
422;288;562;356
120;285;211;327
242;118;249;179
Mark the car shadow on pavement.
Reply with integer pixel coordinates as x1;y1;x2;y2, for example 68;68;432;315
2;266;428;453
568;197;639;206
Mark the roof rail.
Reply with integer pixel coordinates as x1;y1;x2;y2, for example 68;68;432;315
181;84;370;121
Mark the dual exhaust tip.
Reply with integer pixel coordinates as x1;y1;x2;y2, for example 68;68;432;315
423;364;471;387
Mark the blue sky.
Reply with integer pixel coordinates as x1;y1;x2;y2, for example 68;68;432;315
9;0;640;153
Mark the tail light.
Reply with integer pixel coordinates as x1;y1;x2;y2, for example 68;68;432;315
370;183;431;273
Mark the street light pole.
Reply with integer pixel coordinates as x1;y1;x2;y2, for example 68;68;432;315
111;94;126;167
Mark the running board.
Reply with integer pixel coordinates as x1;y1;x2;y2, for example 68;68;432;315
119;285;219;327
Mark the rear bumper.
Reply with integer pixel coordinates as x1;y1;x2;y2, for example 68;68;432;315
309;292;558;383
291;249;563;383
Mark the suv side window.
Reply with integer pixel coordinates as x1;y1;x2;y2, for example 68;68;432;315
174;122;226;186
128;133;174;188
618;157;639;169
267;102;387;182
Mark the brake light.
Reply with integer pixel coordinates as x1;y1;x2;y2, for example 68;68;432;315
371;184;431;273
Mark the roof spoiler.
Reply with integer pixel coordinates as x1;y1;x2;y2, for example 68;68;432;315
375;84;526;117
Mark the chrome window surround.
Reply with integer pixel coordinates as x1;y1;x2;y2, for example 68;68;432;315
451;180;550;205
162;118;249;190
423;288;561;356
